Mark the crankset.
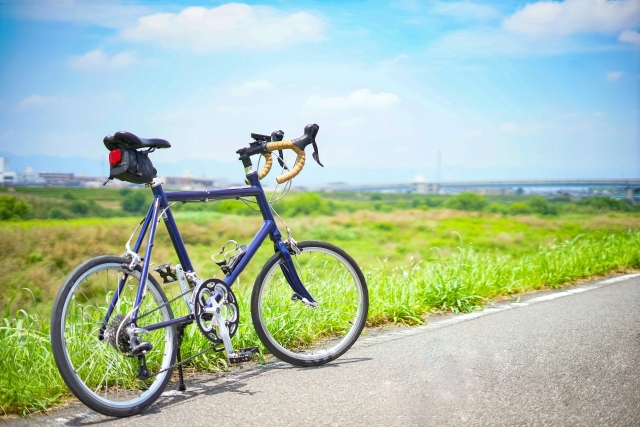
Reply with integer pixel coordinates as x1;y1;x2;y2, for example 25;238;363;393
193;279;239;344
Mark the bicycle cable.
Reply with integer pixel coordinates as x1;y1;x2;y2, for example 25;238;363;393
135;285;194;323
268;150;292;204
237;149;292;212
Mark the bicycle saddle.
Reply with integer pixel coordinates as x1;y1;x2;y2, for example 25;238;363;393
104;131;171;151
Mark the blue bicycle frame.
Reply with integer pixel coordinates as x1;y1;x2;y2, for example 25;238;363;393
99;171;315;338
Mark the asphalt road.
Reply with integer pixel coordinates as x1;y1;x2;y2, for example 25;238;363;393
4;274;640;427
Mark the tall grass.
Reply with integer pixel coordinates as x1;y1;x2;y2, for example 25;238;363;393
367;231;640;319
1;230;639;415
3;210;639;317
0;292;66;415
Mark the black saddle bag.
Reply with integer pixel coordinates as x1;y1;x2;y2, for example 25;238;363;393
108;148;157;184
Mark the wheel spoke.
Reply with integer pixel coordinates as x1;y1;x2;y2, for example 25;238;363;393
252;243;368;366
51;257;176;416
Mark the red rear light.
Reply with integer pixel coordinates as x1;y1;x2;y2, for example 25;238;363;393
109;149;122;165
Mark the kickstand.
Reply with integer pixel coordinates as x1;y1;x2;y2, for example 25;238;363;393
176;348;186;391
176;325;186;391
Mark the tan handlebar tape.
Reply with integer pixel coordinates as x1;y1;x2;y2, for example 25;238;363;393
246;152;273;184
266;140;306;184
258;152;273;180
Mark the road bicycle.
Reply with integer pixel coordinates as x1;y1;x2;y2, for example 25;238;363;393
50;124;369;417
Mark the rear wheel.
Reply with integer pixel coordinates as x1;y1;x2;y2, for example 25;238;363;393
251;241;368;366
50;256;176;417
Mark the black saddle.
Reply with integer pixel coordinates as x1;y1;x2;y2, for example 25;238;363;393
104;131;171;151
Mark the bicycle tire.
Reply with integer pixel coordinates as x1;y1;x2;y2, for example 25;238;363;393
50;256;176;417
251;241;368;366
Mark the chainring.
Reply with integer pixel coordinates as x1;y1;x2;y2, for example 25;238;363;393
193;279;239;344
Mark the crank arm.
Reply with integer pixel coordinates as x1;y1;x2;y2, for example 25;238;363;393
204;300;235;358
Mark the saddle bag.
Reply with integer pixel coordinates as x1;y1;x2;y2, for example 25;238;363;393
108;148;157;184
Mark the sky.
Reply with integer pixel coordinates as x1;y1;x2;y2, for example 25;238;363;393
0;0;638;185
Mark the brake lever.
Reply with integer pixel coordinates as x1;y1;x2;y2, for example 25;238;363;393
311;141;323;167
271;130;288;170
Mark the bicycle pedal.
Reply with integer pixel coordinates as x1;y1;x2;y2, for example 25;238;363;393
154;263;177;284
228;347;259;364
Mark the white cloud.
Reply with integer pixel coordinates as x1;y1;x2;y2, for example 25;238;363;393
606;71;623;80
428;28;596;57
504;0;640;36
229;80;275;97
430;29;519;56
432;1;500;21
17;95;59;110
302;89;400;113
69;49;135;70
120;4;325;52
619;29;640;45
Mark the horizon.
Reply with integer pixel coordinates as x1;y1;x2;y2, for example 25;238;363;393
0;0;638;186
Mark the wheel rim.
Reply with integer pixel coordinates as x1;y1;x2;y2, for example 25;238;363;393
257;246;366;362
59;263;174;409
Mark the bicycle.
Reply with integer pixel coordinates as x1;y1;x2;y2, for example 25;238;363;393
50;124;369;417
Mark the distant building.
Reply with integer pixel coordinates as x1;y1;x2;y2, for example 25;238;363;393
18;167;46;185
0;157;228;189
410;174;439;194
162;175;221;190
39;172;76;186
0;157;16;185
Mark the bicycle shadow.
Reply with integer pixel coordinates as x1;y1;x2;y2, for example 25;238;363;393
59;356;372;426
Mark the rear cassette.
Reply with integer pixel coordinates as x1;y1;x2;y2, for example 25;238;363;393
193;279;239;344
103;313;132;354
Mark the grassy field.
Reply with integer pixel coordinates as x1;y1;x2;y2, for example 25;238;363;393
1;187;640;415
1;208;639;315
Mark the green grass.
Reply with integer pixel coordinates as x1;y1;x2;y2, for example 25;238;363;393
1;228;640;415
0;209;637;315
1;209;639;316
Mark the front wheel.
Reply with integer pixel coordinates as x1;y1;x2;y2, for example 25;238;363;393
50;256;176;417
251;241;369;366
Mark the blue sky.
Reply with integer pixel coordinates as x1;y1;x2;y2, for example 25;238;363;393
0;0;638;184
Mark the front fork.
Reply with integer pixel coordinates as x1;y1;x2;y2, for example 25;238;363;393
274;240;317;306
